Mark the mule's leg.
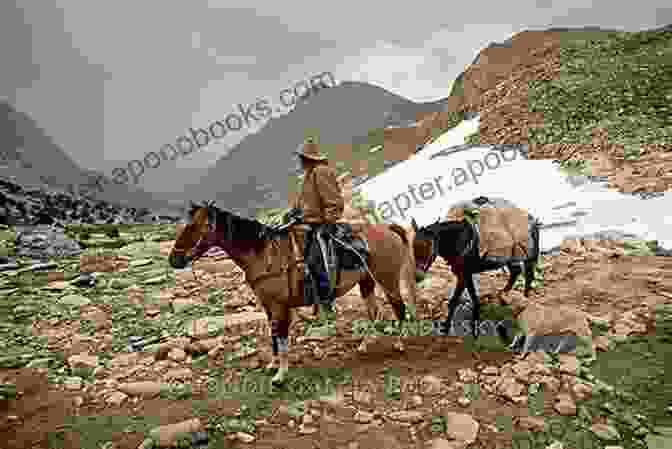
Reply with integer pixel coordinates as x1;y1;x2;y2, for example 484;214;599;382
445;272;466;336
464;271;480;338
270;310;291;386
523;258;537;297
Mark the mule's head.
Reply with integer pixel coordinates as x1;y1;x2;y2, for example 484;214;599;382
411;217;439;277
168;201;214;269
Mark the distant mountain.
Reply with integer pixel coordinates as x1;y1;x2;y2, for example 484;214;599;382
0;102;181;213
180;81;453;215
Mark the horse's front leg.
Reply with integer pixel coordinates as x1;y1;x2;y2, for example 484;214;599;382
264;310;278;371
270;317;291;386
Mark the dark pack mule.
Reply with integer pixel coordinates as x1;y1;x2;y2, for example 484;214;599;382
411;209;540;338
169;201;417;385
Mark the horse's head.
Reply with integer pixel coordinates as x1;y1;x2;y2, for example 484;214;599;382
169;200;214;269
411;217;440;275
169;200;270;269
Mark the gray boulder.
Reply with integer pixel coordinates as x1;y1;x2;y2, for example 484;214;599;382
14;225;81;260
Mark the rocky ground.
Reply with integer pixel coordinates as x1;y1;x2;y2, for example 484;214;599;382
0;224;671;449
0;177;180;227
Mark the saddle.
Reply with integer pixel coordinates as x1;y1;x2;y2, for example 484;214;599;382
283;223;369;306
326;223;370;271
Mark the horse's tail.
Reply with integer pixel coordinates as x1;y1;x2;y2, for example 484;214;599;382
388;223;418;313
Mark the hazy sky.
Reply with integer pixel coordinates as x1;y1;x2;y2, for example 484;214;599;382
1;0;670;193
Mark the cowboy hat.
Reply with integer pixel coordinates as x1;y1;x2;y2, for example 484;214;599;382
294;137;328;161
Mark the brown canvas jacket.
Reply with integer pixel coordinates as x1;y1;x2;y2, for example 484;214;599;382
294;163;344;224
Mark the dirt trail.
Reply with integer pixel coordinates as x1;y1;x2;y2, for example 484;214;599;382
1;237;671;449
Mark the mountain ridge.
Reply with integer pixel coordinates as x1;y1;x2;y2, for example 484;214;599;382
0;101;182;213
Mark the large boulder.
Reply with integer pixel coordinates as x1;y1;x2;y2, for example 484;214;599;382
14;225;81;259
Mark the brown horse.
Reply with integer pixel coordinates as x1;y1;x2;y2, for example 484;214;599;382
168;201;417;385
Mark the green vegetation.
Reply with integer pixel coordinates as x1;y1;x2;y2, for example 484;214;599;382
465;129;481;145
528;29;672;149
558;159;593;176
622;239;658;257
505;303;672;449
512;254;545;290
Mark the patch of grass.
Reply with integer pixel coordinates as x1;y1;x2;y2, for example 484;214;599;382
496;415;514;434
202;365;352;439
54;415;165;449
590;313;672;429
159;383;193;400
501;305;672;449
529;29;672;148
465;129;481;145
622;239;657;257
558;159;592;176
431;415;447;434
384;367;401;401
463;382;481;401
512;255;545;291
527;382;545;416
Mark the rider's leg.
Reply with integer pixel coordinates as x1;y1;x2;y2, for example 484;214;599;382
316;229;336;322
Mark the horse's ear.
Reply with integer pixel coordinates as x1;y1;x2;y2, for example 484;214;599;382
411;217;418;231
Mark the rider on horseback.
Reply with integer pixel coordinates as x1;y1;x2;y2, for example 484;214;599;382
289;137;344;322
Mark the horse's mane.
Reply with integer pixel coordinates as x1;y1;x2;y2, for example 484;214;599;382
190;201;270;253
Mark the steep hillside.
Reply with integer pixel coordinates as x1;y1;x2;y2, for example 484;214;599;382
447;25;672;194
